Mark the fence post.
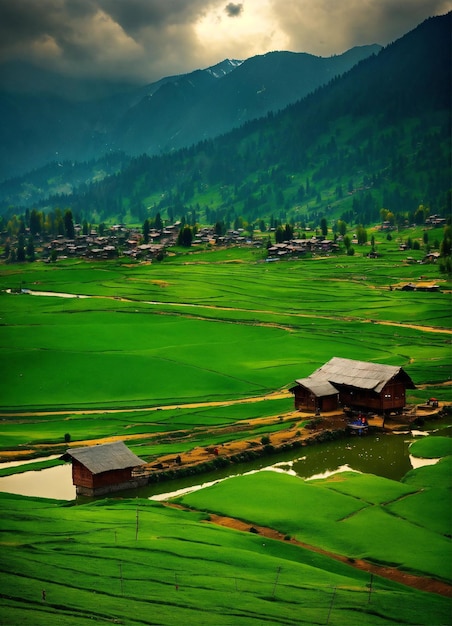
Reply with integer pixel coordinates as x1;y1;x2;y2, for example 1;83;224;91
326;586;337;625
272;567;281;599
368;573;374;604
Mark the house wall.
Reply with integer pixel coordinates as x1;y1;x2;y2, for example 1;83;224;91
76;476;149;497
72;461;94;488
293;388;317;411
292;388;338;412
338;380;406;412
320;395;339;412
92;468;133;489
72;462;134;491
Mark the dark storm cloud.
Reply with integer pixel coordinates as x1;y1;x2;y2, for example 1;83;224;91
224;3;243;18
0;0;450;90
0;0;214;83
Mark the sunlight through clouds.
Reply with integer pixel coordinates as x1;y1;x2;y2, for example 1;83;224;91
0;0;450;88
195;0;290;60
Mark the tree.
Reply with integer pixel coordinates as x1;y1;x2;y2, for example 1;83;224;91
29;209;42;236
320;217;328;237
337;220;347;236
284;223;294;241
356;225;368;245
177;225;193;247
26;237;35;262
142;218;150;243
275;226;284;243
16;235;25;262
154;212;163;230
64;210;75;239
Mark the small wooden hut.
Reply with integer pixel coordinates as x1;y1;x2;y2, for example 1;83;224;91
290;357;416;414
62;441;146;496
289;377;339;412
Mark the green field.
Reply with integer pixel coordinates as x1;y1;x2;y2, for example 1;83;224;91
0;238;450;462
1;243;451;625
0;437;450;626
1;242;450;414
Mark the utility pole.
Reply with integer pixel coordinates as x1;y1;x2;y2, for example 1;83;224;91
135;506;139;541
272;567;281;599
326;586;337;625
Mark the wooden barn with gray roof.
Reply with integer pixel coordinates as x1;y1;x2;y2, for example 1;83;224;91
290;357;416;414
62;441;146;496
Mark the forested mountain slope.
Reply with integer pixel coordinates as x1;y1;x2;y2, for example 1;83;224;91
2;13;450;229
0;46;378;188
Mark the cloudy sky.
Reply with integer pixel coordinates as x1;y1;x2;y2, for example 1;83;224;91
1;0;450;89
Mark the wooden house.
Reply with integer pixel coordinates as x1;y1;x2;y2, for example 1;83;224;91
290;357;416;414
288;377;338;412
62;441;146;496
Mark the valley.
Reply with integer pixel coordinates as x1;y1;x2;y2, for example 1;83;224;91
0;11;450;626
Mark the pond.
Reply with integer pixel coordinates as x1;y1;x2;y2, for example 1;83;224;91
0;418;449;502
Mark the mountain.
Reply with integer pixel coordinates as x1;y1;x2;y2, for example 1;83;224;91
0;47;379;185
113;46;381;156
24;12;448;228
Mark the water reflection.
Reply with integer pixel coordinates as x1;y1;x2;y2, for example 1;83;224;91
292;433;413;481
0;419;449;502
0;464;75;500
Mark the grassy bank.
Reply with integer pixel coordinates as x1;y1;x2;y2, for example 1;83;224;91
0;436;450;625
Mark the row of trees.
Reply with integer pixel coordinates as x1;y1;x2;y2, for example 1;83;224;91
2;208;77;239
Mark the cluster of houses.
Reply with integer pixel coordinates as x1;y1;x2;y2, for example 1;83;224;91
267;238;338;259
42;223;179;261
192;226;262;247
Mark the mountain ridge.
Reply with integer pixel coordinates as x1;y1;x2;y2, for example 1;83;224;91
32;12;448;227
0;45;380;184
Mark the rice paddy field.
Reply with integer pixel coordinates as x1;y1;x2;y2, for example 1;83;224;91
0;237;450;416
0;235;451;624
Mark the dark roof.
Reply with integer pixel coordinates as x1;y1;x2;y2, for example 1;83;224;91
292;357;415;397
62;441;146;474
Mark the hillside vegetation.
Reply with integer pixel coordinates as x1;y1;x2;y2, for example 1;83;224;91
1;14;448;234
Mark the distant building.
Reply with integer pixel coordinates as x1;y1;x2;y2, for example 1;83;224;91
62;441;146;496
290;357;416;414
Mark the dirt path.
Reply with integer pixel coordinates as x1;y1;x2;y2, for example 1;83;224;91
0;390;290;419
166;503;452;598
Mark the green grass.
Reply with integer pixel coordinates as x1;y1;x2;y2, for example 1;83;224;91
1;251;451;625
0;251;450;459
409;436;452;459
0;492;450;626
0;287;449;411
179;467;452;582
